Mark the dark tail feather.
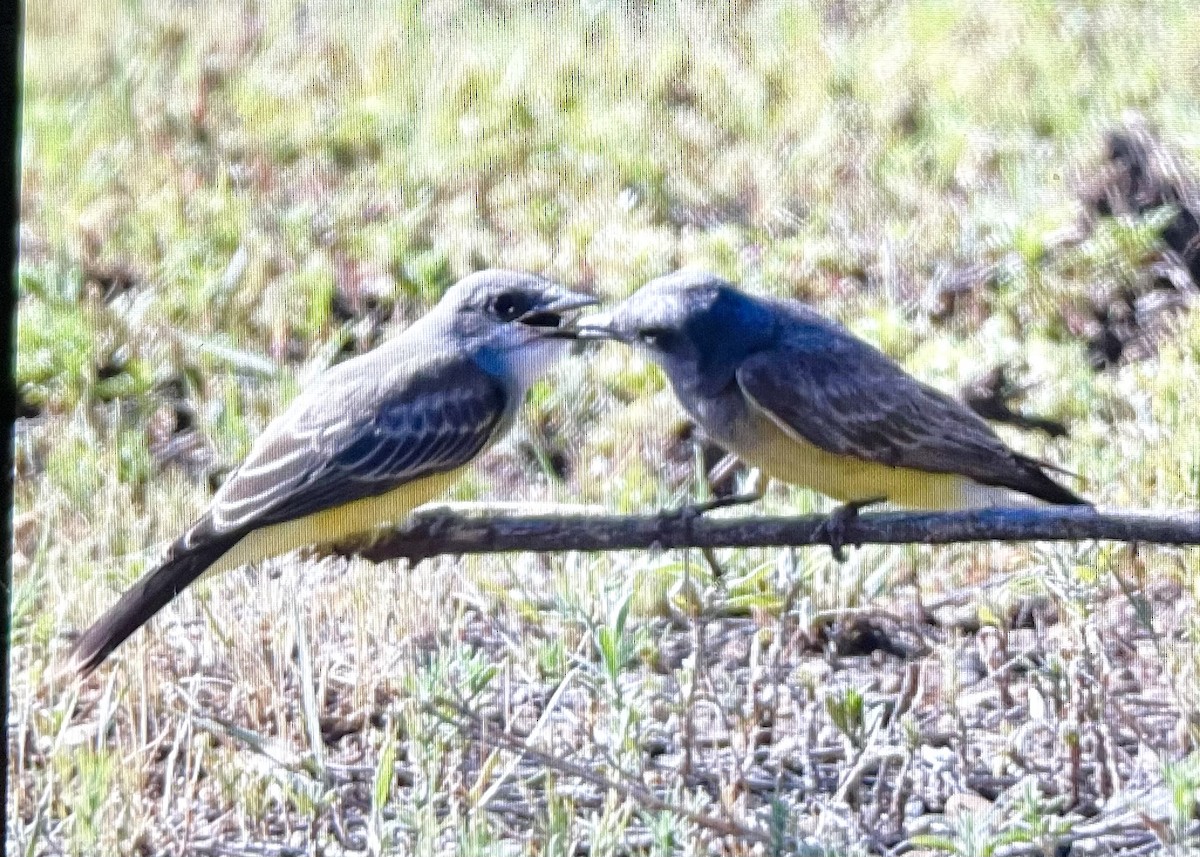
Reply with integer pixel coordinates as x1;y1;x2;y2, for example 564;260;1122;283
1012;455;1090;506
69;529;243;677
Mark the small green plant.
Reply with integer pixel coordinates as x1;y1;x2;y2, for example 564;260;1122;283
1162;753;1200;846
593;581;638;704
825;687;866;749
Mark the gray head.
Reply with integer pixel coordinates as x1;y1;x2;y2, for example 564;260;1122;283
426;269;597;386
579;270;776;397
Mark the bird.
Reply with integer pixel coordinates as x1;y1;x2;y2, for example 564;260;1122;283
577;270;1086;534
68;269;596;676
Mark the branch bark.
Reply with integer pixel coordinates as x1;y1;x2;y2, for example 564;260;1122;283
352;506;1200;565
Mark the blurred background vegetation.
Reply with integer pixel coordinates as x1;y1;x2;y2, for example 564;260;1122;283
11;1;1200;854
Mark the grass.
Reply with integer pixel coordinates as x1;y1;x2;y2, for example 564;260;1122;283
10;0;1200;854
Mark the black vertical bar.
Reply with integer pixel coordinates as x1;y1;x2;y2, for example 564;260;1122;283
0;0;24;849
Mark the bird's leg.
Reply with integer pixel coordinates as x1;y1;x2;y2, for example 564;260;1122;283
814;497;886;562
685;458;765;515
661;457;765;578
708;452;743;489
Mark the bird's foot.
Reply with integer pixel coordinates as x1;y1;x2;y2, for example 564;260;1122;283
679;467;764;516
683;492;763;515
815;497;886;562
653;509;730;579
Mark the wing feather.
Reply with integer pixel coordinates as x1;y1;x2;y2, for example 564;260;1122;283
734;331;1084;503
207;355;509;532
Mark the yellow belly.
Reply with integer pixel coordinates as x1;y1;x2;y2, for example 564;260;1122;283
202;469;462;578
739;419;988;510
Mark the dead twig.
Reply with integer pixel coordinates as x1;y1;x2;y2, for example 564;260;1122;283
422;696;776;846
354;507;1200;565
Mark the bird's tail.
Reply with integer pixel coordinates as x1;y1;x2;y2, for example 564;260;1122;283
68;527;244;677
1012;454;1090;506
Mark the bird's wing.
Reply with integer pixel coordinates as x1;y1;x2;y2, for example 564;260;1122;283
204;352;510;535
734;340;1077;498
68;351;510;677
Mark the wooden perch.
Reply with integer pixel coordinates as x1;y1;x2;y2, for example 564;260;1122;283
353;506;1200;565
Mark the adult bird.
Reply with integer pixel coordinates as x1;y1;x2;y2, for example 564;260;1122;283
578;270;1086;536
69;269;596;676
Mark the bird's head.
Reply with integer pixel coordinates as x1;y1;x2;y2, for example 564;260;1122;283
435;269;597;386
577;270;775;397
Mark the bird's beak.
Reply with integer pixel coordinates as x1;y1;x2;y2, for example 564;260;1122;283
568;309;631;344
521;289;600;339
572;324;626;342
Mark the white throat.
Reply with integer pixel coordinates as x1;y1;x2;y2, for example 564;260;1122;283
507;337;572;392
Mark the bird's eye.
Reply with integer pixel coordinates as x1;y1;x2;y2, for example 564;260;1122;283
488;292;528;322
637;327;673;349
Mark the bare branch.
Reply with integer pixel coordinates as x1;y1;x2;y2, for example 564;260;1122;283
352;506;1200;565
